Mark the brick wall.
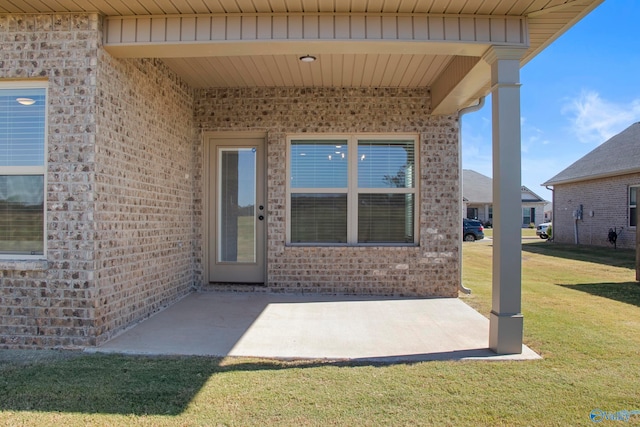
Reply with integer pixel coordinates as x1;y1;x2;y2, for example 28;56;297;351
0;13;197;348
194;88;460;297
552;173;639;249
93;54;196;343
0;13;101;347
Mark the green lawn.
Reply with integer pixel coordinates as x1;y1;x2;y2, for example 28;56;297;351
1;240;639;426
236;215;255;262
481;227;537;239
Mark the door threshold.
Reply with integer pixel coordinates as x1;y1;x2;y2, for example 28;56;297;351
202;283;267;293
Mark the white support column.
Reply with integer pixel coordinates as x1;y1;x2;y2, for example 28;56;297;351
483;47;527;354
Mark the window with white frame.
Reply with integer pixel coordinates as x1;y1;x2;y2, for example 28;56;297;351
522;207;533;226
630;186;638;227
0;84;47;257
287;135;418;245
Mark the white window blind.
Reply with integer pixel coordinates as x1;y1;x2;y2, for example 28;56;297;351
290;140;349;243
290;140;348;189
291;194;347;243
0;176;44;254
288;135;418;245
0;85;46;256
357;140;414;189
0;89;46;167
357;139;415;243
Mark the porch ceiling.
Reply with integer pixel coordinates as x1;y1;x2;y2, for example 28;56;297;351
163;52;450;88
1;0;604;114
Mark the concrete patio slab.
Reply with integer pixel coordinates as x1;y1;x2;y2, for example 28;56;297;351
90;292;541;362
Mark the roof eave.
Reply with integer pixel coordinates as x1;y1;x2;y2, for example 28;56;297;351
542;167;640;187
520;0;606;67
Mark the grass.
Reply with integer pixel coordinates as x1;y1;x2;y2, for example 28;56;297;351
1;239;639;426
481;227;537;239
236;215;255;262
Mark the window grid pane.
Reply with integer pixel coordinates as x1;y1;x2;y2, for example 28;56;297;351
358;140;415;189
290;140;348;189
631;187;638;227
0;89;46;167
0;175;44;255
522;207;531;225
358;194;414;243
291;194;347;243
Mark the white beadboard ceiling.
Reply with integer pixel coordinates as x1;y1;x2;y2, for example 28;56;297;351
0;0;604;113
163;53;452;88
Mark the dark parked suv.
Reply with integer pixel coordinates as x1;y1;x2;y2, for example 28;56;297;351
463;218;485;241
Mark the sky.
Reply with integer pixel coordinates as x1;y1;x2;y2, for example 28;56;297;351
461;0;640;202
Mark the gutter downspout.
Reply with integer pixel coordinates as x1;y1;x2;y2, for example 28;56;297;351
457;96;486;295
636;205;639;282
545;185;554;241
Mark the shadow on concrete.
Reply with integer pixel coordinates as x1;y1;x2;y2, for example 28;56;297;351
88;293;539;362
91;293;440;358
559;282;640;308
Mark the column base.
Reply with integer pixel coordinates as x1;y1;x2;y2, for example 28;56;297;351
489;311;523;354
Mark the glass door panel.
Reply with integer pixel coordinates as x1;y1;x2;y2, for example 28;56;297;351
218;148;256;263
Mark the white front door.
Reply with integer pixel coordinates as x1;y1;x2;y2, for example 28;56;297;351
206;135;266;283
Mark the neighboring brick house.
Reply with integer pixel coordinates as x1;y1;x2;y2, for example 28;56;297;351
463;170;546;227
0;1;602;351
543;123;640;249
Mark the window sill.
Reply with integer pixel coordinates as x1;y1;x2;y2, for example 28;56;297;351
0;259;48;271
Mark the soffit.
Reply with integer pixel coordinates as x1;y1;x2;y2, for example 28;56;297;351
0;0;597;16
1;0;604;113
161;53;452;88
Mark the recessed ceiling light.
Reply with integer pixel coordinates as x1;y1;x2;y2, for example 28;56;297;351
299;55;317;63
16;97;36;106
